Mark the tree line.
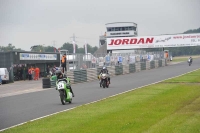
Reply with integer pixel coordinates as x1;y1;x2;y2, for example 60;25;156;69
0;42;98;54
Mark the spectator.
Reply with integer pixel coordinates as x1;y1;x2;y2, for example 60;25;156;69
22;66;27;81
28;67;32;80
61;54;67;73
34;66;39;80
31;66;35;80
46;65;50;74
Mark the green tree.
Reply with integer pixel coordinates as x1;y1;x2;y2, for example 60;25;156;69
0;43;24;52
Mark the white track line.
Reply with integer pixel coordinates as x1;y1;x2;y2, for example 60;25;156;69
0;68;199;132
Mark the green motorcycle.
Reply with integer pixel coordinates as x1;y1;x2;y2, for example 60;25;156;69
56;77;72;105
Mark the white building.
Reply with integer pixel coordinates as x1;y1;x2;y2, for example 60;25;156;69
105;22;138;38
97;22;138;54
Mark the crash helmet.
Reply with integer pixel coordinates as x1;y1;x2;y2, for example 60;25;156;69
55;70;62;76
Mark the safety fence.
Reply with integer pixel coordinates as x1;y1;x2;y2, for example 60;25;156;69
67;51;165;71
64;59;166;85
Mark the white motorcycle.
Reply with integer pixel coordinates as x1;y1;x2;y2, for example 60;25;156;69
188;58;192;66
99;73;109;88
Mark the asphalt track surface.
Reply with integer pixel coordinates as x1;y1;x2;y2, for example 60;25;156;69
0;59;200;130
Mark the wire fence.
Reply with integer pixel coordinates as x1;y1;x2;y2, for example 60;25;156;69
66;51;166;71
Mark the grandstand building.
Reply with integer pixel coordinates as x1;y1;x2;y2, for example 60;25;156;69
96;22;138;54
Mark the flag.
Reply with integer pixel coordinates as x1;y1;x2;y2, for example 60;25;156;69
84;40;87;54
72;41;76;54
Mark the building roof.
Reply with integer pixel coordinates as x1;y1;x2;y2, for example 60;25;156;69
105;22;137;25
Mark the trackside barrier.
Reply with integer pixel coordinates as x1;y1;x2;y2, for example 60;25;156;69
87;68;97;82
158;60;162;67
73;70;87;83
65;59;167;85
123;65;129;74
162;59;166;66
140;62;146;70
66;71;74;84
146;61;150;70
150;61;155;69
135;62;141;72
115;66;123;75
129;64;136;73
155;60;159;68
107;66;115;77
50;80;56;88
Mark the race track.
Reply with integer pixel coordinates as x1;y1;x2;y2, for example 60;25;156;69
0;59;200;130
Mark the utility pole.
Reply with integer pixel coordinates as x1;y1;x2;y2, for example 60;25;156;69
70;33;78;42
52;40;56;47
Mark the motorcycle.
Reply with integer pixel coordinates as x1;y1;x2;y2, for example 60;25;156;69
188;58;192;66
56;78;72;105
47;71;53;78
99;73;109;88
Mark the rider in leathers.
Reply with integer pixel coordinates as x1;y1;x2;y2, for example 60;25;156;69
56;70;75;97
99;66;111;84
188;57;193;63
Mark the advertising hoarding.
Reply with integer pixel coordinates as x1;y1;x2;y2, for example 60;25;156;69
20;53;57;60
107;33;200;50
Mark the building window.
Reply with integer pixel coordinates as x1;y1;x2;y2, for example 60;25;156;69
107;28;111;31
125;27;129;31
115;27;119;31
129;27;133;30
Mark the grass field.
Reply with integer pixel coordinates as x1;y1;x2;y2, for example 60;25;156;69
2;69;200;133
171;55;200;62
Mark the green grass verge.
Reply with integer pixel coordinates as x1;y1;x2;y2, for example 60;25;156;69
2;69;200;133
172;55;200;62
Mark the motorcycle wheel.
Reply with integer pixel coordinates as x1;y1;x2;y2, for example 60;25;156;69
106;81;109;88
69;99;72;104
100;80;102;87
102;80;106;88
59;91;66;105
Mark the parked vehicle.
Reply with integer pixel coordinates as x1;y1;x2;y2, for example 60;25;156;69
0;75;2;85
0;68;9;83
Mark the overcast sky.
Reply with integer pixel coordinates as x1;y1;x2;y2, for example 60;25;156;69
0;0;200;51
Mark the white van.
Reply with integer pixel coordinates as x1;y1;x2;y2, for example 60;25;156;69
0;68;9;83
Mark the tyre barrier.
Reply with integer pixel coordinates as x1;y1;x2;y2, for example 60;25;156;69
64;59;167;85
107;66;115;77
50;80;56;88
87;68;97;82
162;59;166;66
140;62;146;70
155;60;159;68
129;64;136;73
73;70;87;83
150;61;155;69
158;60;162;67
123;65;129;74
146;61;150;70
135;62;141;72
42;78;51;89
115;65;123;75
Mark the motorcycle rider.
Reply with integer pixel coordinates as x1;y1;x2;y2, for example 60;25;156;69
188;57;193;63
98;66;111;84
55;70;75;97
